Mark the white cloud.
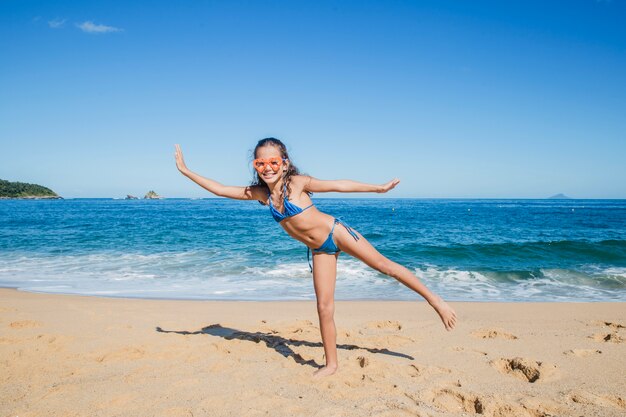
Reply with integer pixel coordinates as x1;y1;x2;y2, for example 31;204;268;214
76;21;123;34
48;18;66;29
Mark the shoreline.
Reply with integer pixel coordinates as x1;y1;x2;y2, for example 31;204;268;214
1;287;625;416
3;286;625;303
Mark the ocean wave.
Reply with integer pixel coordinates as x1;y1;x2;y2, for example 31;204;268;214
1;251;625;301
412;265;626;301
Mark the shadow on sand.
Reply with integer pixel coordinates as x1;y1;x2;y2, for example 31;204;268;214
156;324;414;369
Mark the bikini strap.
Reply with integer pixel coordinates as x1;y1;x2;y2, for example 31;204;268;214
336;218;360;241
330;218;338;234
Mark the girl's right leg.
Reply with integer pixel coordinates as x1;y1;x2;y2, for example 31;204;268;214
311;250;340;378
334;226;457;331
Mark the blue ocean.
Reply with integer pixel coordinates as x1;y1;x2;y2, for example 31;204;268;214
1;198;625;302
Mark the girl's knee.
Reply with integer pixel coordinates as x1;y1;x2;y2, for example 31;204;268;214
316;300;335;317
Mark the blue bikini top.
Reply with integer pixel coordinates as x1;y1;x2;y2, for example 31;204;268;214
269;183;314;222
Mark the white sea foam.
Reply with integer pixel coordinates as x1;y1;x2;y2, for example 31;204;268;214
414;266;503;299
1;251;625;301
593;266;626;279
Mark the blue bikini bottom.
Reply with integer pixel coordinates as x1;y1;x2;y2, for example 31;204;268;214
307;218;360;272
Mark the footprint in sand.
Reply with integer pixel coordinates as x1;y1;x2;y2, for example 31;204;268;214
356;398;430;417
589;333;624;343
593;321;625;330
563;348;602;357
570;390;626;410
471;329;518;340
418;385;561;417
490;357;558;383
419;386;486;414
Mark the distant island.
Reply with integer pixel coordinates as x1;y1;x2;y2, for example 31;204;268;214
547;193;571;199
143;190;163;199
0;179;62;199
123;191;163;200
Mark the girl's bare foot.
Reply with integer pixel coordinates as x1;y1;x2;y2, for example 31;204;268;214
312;364;338;379
429;295;457;331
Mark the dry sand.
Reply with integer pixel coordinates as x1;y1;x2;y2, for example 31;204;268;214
1;287;625;417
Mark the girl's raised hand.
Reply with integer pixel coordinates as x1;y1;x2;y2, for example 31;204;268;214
174;144;189;174
378;178;400;193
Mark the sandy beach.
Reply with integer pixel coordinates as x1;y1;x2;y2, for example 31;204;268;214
1;288;624;416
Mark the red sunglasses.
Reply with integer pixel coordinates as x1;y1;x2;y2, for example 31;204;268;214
253;157;286;173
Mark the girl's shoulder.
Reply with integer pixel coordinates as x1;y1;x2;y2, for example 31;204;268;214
290;175;313;191
290;174;310;186
289;175;314;196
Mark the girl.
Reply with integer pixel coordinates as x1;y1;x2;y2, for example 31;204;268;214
174;138;457;378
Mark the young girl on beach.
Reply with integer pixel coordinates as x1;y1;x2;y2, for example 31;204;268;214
174;138;457;378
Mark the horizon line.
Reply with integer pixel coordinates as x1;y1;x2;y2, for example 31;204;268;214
16;196;626;201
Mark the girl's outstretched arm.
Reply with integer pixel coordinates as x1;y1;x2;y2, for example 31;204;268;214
174;144;264;201
304;176;400;194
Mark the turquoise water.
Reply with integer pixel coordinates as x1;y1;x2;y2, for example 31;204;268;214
1;198;625;301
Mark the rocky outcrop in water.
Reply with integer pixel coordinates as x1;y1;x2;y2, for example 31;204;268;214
144;191;163;199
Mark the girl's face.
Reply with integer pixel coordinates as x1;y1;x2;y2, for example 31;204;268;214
255;145;288;185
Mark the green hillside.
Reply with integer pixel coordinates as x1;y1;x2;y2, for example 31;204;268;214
0;179;61;198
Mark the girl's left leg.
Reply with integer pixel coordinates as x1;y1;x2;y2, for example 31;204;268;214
334;226;457;331
311;251;340;378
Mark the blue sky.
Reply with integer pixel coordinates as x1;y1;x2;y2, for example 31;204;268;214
1;0;625;198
